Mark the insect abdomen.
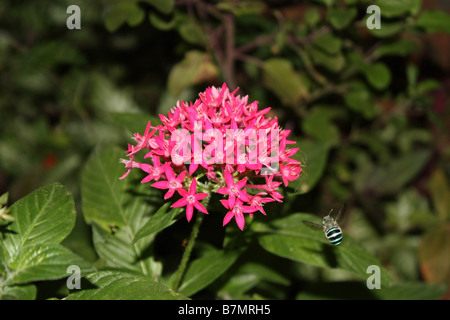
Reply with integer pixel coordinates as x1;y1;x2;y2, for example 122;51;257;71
326;227;343;246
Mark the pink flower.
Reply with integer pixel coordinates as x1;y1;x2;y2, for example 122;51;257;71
139;156;166;183
221;199;256;231
120;83;302;230
152;166;186;199
119;153;140;180
172;179;209;222
263;175;284;201
216;170;249;207
279;163;302;187
248;192;275;216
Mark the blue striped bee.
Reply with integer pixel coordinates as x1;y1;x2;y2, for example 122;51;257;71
304;205;344;246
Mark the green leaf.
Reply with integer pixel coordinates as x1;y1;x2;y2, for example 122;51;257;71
327;7;358;30
368;22;403;38
344;82;375;119
372;40;417;59
374;283;447;300
178;247;243;296
254;213;393;287
307;45;345;73
362;62;392;90
262;58;309;106
416;10;450;33
385;189;434;233
132;203;182;244
104;2;145;32
417;79;441;95
305;8;321;28
6;243;93;285
91;223;160;276
302;107;340;147
377;0;417;18
289;138;330;194
149;11;177;31
65;270;188;300
361;148;431;195
177;17;207;46
1;183;76;257
312;32;342;55
90;74;141;113
0;284;36;300
81;145;164;276
167;51;219;97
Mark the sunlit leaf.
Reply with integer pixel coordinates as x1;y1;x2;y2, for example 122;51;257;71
263;58;309;106
1;183;76;256
419;223;450;284
167;51;219;97
6;243;93;285
429;169;450;221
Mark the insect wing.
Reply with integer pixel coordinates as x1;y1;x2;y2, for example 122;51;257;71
335;203;346;223
302;220;323;231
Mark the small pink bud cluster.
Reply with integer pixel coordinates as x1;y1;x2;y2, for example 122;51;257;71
120;83;302;230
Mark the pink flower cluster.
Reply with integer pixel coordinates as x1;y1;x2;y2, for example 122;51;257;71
120;83;302;230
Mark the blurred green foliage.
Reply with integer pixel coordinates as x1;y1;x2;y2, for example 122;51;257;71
1;0;450;300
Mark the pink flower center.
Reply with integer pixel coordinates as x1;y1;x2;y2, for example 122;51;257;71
186;195;196;204
229;186;239;195
169;180;181;189
252;197;262;207
232;205;242;215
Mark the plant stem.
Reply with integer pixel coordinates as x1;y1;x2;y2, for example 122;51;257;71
171;194;210;291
